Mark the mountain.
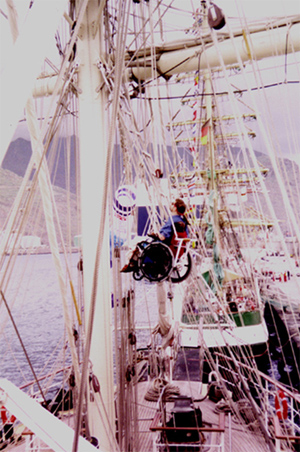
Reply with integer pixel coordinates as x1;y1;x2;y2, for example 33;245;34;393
0;138;79;247
2;137;78;193
236;148;300;235
1;138;299;247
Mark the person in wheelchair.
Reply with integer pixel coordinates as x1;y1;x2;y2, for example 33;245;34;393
121;198;189;273
150;198;189;257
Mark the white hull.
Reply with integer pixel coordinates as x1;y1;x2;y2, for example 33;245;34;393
180;320;268;348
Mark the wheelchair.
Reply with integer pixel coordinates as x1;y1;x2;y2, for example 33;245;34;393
132;239;192;284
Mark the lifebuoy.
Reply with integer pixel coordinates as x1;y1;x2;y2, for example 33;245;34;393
0;406;7;424
275;390;288;420
246;299;256;311
0;406;16;425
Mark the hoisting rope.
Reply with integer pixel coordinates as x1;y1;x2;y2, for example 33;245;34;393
156;282;173;341
25;97;81;388
1;0;87;419
213;14;300;363
89;372;121;451
0;290;47;406
144;377;180;402
3;0;82;326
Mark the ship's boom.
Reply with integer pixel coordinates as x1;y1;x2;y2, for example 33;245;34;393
127;18;300;81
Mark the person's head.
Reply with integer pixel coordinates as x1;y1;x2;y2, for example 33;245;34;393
173;198;186;215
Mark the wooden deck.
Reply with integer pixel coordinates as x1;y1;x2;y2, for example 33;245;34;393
6;380;290;451
134;380;273;452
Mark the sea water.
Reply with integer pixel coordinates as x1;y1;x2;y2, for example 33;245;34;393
0;253;156;394
0;253;80;392
1;254;299;395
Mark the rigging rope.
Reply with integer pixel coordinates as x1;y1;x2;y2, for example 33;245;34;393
144;377;180;402
0;290;47;405
25;97;81;386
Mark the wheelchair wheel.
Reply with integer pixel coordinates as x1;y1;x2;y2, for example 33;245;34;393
139;242;173;282
133;266;144;281
170;252;192;283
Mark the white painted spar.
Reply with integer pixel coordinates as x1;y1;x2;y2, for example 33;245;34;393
129;21;300;80
0;378;99;452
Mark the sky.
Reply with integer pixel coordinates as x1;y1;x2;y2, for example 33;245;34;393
0;0;300;164
218;0;300;166
219;0;300;17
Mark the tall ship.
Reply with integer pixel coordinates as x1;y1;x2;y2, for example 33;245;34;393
0;1;299;451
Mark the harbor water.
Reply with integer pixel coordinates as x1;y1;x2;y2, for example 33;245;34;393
0;253;157;393
0;253;80;391
0;253;299;394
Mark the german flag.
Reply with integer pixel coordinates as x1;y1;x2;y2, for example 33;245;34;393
201;119;210;145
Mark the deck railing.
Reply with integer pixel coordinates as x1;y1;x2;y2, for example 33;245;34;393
215;352;300;451
150;410;226;452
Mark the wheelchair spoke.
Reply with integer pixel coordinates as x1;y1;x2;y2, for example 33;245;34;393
170;252;192;283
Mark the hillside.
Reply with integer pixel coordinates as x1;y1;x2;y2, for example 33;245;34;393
229;147;300;234
1;138;299;247
1;137;79;247
0;166;78;247
2;137;78;193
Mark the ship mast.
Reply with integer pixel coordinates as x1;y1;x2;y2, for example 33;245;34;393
73;0;115;450
202;1;223;287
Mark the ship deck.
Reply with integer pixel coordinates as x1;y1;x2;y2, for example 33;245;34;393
6;380;285;452
135;380;273;452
